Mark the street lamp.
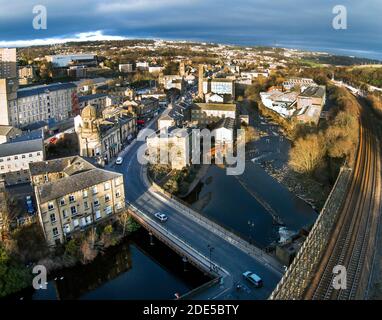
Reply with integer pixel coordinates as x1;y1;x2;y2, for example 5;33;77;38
207;244;215;272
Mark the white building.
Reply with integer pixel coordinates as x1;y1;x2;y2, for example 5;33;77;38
45;54;97;68
147;127;192;170
0;130;45;185
119;63;134;73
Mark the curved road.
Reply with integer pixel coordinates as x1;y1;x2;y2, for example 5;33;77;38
112;114;283;300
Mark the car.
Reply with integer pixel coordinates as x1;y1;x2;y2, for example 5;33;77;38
242;271;263;288
115;157;123;165
154;212;168;222
25;196;35;214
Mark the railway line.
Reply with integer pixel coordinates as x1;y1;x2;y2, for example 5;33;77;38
304;112;381;300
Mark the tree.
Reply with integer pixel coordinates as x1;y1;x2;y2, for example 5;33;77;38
289;134;326;174
0;245;31;297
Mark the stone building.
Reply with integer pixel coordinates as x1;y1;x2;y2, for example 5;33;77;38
30;156;125;246
75;105;136;164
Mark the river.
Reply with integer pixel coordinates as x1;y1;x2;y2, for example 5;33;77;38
13;229;211;300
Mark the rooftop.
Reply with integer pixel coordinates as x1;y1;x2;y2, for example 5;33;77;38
299;85;326;98
17;82;76;99
194;103;237;112
37;168;122;203
0;132;43;158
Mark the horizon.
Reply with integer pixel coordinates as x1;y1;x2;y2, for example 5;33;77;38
0;0;381;61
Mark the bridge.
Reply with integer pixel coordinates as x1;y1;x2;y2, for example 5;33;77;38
270;96;382;300
112;113;284;300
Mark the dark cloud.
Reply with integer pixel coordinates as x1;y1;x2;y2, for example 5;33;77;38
0;0;380;59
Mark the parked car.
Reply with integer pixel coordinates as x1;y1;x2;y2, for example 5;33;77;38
242;271;263;288
25;196;35;214
116;157;123;165
154;212;168;222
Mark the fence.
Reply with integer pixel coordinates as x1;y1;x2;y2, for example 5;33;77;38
270;167;352;299
145;167;284;275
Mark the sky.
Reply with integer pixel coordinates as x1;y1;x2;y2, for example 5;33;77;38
0;0;381;60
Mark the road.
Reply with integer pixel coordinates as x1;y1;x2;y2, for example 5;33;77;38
112;109;284;300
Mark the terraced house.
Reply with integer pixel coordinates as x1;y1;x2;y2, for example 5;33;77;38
29;156;125;246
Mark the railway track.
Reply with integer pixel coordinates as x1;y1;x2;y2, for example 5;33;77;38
304;113;381;300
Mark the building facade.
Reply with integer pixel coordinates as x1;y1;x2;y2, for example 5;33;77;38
191;103;237;126
30;156;125;246
75;105;136;163
0;130;45;185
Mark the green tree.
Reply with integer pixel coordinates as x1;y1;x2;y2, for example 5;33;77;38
0;245;32;298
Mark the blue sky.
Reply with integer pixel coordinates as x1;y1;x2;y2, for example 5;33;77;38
0;0;381;60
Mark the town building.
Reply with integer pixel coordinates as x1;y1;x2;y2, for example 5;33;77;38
78;93;109;112
0;48;17;79
203;78;235;100
0;130;45;185
45;54;97;68
0;125;22;144
125;97;159;117
191;103;237;126
296;86;326;125
282;77;316;91
119;63;134;73
18;65;36;85
75;105;136;164
146;127;192;170
260;90;299;118
13;82;78;128
30;156;125;246
213;117;236;146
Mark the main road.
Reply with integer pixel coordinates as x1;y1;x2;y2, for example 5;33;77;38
112;110;284;300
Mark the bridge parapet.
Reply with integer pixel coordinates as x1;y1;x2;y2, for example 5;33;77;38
269;167;352;300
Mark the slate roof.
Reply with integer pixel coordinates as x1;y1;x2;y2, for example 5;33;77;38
37;168;122;203
17;82;76;99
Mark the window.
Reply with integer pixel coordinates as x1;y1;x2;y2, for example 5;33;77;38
116;190;121;198
104;182;110;190
29;154;32;157
80;217;86;227
60;198;65;206
86;216;92;225
92;186;98;194
84;201;89;210
105;194;111;202
52;228;59;237
50;213;56;223
83;190;88;198
48;202;54;211
70;206;77;215
62;209;68;219
22;155;26;159
14;156;18;160
69;195;75;203
73;219;79;228
63;224;71;234
104;206;112;215
116;202;123;210
95;210;101;220
93;199;100;207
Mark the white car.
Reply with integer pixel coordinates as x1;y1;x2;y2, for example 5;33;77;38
242;271;263;288
154;212;168;222
115;157;123;165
